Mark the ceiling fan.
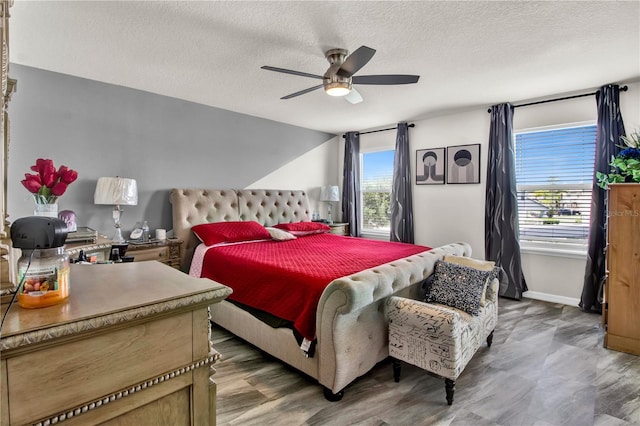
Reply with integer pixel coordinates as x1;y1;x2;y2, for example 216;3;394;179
261;46;420;104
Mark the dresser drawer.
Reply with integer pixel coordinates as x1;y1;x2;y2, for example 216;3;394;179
6;312;194;425
131;246;170;262
329;223;349;236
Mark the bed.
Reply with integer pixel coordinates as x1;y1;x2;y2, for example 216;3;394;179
170;188;472;400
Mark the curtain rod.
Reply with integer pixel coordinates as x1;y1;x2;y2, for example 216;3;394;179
486;85;629;113
342;123;415;139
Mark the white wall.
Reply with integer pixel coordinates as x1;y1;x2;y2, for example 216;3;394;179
348;111;490;254
339;82;640;305
410;111;490;253
247;136;341;217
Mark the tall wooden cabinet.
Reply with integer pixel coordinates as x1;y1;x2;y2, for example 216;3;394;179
603;183;640;356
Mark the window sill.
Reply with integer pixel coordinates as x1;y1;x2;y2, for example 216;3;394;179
360;230;390;241
520;242;587;259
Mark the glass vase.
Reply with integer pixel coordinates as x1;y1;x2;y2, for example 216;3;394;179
34;203;59;218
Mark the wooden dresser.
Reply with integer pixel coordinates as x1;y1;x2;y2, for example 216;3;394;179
603;183;640;356
1;261;232;425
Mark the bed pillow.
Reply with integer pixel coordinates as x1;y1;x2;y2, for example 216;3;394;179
265;227;297;241
191;221;271;246
425;260;496;315
443;255;496;307
274;221;331;236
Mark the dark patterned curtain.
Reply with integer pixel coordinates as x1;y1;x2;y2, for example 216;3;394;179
485;103;528;299
342;131;361;237
580;84;626;313
390;122;414;243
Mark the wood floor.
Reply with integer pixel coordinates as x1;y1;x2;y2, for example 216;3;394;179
211;298;640;426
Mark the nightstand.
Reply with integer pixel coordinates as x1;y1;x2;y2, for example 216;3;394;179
65;235;114;262
328;222;349;236
126;238;183;269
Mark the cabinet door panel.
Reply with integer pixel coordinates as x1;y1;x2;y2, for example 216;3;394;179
605;185;640;355
7;312;193;424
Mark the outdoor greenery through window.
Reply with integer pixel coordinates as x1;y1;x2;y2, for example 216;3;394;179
361;150;394;233
515;124;597;248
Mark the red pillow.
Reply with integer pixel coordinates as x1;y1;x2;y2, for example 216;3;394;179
274;221;331;236
192;221;271;246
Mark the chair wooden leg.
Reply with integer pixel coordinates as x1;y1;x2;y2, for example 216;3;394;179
487;330;495;347
445;379;455;406
392;358;401;383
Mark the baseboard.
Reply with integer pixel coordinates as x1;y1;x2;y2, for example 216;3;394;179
522;291;580;307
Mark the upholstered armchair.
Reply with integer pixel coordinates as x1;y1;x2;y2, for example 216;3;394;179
386;256;499;405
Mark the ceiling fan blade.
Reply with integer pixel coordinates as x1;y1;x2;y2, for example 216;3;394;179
336;46;376;78
344;88;363;104
352;74;420;85
281;84;324;99
261;66;324;80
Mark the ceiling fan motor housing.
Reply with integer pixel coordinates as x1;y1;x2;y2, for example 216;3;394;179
324;49;352;95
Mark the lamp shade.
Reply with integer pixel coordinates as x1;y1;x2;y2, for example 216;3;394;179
320;185;340;202
94;177;138;206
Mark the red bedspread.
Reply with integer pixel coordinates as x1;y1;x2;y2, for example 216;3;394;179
199;233;430;340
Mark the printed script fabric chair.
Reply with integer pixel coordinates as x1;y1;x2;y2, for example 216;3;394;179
386;276;498;405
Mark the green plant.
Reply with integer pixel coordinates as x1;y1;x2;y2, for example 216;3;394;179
596;129;640;188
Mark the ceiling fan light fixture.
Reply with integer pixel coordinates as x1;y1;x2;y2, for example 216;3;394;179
324;82;351;97
261;45;420;102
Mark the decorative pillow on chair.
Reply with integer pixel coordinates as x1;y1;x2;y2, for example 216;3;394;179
443;255;496;307
274;221;331;236
265;227;297;241
426;260;497;315
192;221;271;246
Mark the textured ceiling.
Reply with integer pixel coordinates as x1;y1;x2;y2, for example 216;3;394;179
9;1;640;135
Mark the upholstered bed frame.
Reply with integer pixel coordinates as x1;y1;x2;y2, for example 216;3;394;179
170;188;472;400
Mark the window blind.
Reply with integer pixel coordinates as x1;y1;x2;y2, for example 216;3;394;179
515;124;596;243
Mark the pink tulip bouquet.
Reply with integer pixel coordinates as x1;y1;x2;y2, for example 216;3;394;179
21;158;78;204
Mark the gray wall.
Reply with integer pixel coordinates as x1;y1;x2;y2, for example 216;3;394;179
7;64;335;237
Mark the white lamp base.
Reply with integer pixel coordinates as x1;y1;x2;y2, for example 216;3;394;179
111;205;126;243
112;227;126;244
327;203;334;225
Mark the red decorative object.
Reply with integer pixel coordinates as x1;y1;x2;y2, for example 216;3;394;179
191;221;271;246
21;158;78;204
274;221;331;236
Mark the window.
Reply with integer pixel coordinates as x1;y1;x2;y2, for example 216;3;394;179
361;150;394;234
515;124;596;251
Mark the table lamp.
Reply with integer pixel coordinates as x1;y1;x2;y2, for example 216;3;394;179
320;185;340;224
94;177;138;243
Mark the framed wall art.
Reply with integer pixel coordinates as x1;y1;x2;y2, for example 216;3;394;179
416;147;446;185
446;144;481;184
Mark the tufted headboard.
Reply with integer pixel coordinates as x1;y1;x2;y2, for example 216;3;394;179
170;189;311;272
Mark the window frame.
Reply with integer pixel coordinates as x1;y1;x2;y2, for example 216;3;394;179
514;121;596;258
